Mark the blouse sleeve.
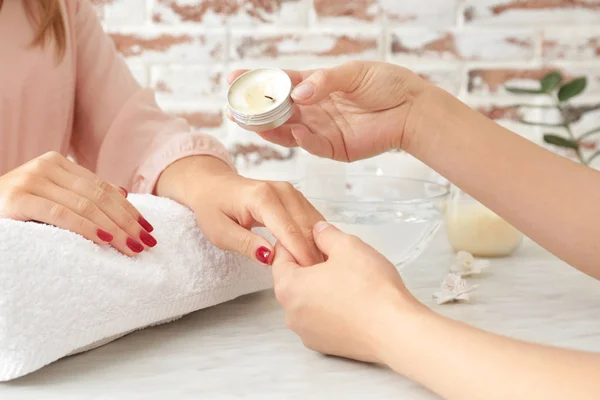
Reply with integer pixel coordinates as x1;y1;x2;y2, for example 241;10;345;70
69;0;234;193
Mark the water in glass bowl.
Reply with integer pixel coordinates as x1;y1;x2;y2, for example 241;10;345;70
294;175;448;268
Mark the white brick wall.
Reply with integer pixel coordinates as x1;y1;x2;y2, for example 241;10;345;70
93;0;600;174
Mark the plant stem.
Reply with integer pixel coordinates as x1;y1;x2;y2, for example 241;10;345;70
587;150;600;165
510;104;556;109
519;120;564;128
549;94;586;164
579;127;600;141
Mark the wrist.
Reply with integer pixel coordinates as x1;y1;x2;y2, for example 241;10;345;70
156;155;236;206
369;289;432;366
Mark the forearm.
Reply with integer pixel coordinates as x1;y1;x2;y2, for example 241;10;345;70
376;306;600;400
155;155;235;207
407;86;600;278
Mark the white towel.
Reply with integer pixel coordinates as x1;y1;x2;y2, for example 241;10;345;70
0;194;273;381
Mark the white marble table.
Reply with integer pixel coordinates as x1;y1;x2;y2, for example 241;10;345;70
1;234;599;399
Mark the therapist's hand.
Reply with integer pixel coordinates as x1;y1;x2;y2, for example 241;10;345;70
271;221;425;362
227;61;429;162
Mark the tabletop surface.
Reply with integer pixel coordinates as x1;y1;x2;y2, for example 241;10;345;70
1;234;599;399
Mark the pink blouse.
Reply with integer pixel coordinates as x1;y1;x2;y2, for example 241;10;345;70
0;0;233;193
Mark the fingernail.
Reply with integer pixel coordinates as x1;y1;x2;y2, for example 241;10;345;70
291;83;314;100
119;186;128;197
97;229;114;242
139;230;157;247
138;216;154;233
314;221;331;233
255;246;272;265
126;237;144;253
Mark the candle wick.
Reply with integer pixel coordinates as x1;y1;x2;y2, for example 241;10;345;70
264;95;275;101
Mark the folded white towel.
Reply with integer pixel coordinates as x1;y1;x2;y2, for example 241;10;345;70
0;194;273;381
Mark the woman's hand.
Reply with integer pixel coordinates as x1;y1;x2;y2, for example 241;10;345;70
156;156;324;266
227;61;429;162
271;221;425;362
0;151;157;256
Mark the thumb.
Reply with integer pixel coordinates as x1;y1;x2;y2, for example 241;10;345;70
291;62;364;105
312;221;348;257
211;217;275;265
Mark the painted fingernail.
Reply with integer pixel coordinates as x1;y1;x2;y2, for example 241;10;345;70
314;221;331;233
97;229;114;243
255;246;272;265
138;216;154;233
139;230;157;247
291;83;313;100
119;186;128;197
126;237;144;253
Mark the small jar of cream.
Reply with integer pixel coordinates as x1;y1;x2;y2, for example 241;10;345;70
227;68;294;132
445;186;523;258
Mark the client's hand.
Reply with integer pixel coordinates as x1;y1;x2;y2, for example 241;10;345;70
0;151;156;256
157;156;324;267
272;221;424;362
227;61;429;162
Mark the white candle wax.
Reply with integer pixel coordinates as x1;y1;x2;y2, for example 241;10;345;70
228;69;291;115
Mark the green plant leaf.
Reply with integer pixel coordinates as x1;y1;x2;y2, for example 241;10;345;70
505;86;544;95
558;77;587;102
540;71;563;93
543;134;580;150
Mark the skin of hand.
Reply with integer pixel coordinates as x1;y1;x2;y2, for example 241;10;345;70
271;220;425;362
156;155;324;266
0;151;156;256
272;221;600;400
227;61;427;162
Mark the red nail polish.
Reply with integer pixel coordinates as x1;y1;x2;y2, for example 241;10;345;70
119;186;128;197
139;230;157;247
126;238;144;253
255;246;272;265
97;229;113;242
138;216;154;233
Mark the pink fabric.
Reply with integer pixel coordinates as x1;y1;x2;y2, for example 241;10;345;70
0;0;234;193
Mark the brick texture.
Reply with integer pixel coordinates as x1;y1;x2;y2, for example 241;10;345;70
93;0;600;169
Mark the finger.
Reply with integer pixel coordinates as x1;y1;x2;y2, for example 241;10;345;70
53;156;154;233
312;221;351;257
207;215;275;265
257;126;299;148
19;194;143;256
47;165;156;250
291;62;364;105
32;181;145;255
291;124;335;159
273;241;296;265
251;192;315;267
272;182;325;263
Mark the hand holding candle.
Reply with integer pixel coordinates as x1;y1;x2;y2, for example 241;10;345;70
227;62;428;161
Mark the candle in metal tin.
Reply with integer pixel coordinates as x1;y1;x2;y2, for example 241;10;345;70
227;68;294;132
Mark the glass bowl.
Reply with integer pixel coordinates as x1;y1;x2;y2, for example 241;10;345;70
292;174;449;268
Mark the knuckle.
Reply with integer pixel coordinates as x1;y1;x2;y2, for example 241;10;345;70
77;217;88;234
275;181;296;194
93;186;112;206
41;151;63;162
49;203;67;220
284;222;300;236
96;179;112;194
123;215;139;232
14;173;39;190
253;182;276;204
76;198;96;217
238;234;253;256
